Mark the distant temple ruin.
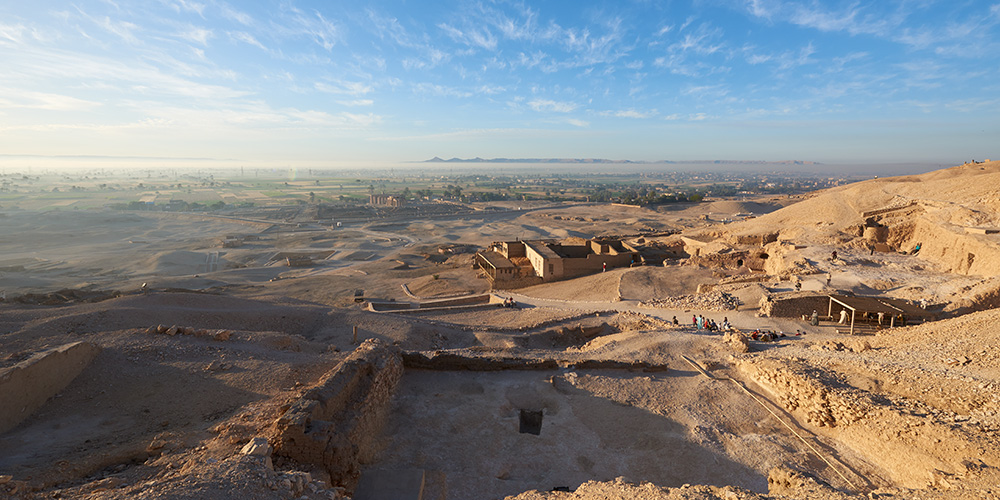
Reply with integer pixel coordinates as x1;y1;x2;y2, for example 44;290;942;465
475;238;641;288
369;194;405;207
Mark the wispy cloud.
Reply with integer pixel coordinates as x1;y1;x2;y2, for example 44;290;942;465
283;8;341;51
0;23;33;45
528;99;578;113
315;80;374;96
229;31;265;50
338;99;373;107
93;14;141;44
602;108;655;119
219;3;253;26
652;21;729;76
412;82;473;98
165;0;206;17
438;22;497;51
178;25;212;45
742;42;815;70
0;87;102;111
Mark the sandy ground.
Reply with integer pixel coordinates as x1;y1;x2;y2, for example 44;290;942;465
2;164;1000;499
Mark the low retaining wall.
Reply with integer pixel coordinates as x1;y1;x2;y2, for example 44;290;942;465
0;342;101;434
367;294;492;312
271;339;403;491
418;294;490;308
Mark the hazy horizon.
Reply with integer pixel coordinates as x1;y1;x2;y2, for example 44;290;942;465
0;153;957;178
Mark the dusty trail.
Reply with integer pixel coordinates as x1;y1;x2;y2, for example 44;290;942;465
500;291;818;334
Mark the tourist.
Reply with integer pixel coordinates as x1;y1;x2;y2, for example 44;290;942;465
672;316;679;325
838;309;848;324
826;273;832;286
810;310;819;326
877;311;884;325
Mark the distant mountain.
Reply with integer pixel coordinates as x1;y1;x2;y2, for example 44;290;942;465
423;157;820;165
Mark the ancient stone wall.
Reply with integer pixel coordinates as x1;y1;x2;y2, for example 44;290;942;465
757;294;829;319
271;339;403;491
736;357;999;488
728;232;778;246
0;342;100;434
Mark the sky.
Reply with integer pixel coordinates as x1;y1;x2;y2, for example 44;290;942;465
1;1;999;168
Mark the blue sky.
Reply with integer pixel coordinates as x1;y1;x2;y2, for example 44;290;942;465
1;1;998;168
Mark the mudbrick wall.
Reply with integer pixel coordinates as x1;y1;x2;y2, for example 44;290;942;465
0;341;100;434
270;339;403;491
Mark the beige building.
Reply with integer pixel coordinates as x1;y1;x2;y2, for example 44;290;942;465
475;238;641;287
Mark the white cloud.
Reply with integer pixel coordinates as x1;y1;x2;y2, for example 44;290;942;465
315;81;373;96
229;31;266;50
438;23;498;51
528;99;578;113
413;83;472;98
220;3;254;26
179;26;213;45
95;15;141;44
166;0;206;16
0;23;27;44
0;88;102;111
285;9;340;51
603;109;654;119
567;118;589;127
338;99;374;107
746;0;773;19
477;85;506;95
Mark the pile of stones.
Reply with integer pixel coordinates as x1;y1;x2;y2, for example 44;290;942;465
641;291;741;311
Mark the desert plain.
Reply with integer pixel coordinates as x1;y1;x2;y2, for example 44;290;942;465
2;161;1000;500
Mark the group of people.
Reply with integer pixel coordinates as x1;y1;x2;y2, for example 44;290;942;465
499;297;518;308
750;330;797;341
689;314;731;332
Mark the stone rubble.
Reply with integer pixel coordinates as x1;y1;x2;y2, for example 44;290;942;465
640;291;741;311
